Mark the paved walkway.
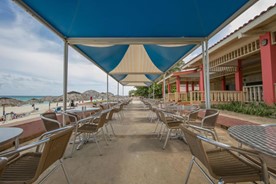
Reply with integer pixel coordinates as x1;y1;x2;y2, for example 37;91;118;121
42;99;275;184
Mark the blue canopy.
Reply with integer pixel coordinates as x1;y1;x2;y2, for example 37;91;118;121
15;0;256;86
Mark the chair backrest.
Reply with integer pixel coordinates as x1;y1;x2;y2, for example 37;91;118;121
35;126;73;178
40;112;61;131
0;157;7;176
204;109;218;117
158;111;168;124
188;110;200;121
107;109;115;120
202;110;219;128
155;110;162;122
180;125;211;170
96;110;109;129
66;112;79;125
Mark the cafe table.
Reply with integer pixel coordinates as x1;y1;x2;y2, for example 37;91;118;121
228;125;276;156
0;127;23;149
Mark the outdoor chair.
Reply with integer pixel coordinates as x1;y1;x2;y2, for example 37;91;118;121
0;158;7;176
77;110;109;156
159;110;184;149
187;109;220;141
180;124;266;184
40;112;62;131
0;126;74;184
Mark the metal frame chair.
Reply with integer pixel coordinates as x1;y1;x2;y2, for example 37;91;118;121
40;112;62;131
188;109;220;141
180;124;268;184
0;126;74;184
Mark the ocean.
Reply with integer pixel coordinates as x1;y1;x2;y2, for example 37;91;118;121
0;96;45;102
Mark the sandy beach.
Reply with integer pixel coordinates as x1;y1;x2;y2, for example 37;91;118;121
0;102;62;124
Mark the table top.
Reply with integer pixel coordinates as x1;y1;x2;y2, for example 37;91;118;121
228;125;276;156
0;127;23;146
67;107;100;113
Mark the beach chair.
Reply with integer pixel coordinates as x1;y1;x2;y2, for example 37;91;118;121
180;125;266;184
0;126;73;184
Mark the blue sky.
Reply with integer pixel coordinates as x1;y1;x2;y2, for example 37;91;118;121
0;0;275;96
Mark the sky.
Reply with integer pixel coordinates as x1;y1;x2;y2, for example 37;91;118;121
0;0;275;96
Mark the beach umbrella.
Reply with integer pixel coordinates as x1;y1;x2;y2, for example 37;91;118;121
67;91;83;102
25;98;42;105
0;97;23;116
40;96;56;102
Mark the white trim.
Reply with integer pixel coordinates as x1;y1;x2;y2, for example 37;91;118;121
67;37;204;45
207;1;258;39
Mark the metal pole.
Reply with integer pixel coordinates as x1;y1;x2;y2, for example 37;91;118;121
106;74;109;102
153;84;155;99
163;74;166;103
117;82;119;101
202;41;211;109
122;85;124;96
63;41;68;126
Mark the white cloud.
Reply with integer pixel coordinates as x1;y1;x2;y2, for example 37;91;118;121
0;1;134;96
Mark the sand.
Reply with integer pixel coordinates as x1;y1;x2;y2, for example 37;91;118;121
0;101;92;124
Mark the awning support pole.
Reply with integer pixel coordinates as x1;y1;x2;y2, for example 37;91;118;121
153;84;155;99
63;41;68;126
117;82;119;101
107;74;109;102
202;40;211;109
163;74;166;103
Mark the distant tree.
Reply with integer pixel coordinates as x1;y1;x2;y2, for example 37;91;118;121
134;86;149;97
128;89;136;97
148;83;162;98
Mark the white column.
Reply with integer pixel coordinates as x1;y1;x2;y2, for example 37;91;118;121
202;40;211;109
63;41;68;126
163;74;166;103
117;82;119;101
153;84;155;99
122;85;124;96
106;74;109;102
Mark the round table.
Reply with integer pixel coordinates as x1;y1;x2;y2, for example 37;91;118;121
228;125;276;156
0;127;23;148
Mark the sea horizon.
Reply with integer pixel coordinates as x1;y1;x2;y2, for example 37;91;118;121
0;95;52;102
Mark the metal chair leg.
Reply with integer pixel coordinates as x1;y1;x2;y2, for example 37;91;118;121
184;156;195;184
105;125;112;141
163;129;171;149
93;134;102;156
109;122;116;136
60;160;71;184
101;128;108;145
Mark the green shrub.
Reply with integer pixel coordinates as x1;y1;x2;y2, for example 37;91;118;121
212;102;276;118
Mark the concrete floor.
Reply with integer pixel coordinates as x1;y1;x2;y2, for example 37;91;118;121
41;99;275;184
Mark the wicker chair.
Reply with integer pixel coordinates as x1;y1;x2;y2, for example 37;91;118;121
40;112;62;131
0;126;74;184
0;158;7;176
180;125;266;184
188;109;220;141
159;111;183;149
77;109;109;156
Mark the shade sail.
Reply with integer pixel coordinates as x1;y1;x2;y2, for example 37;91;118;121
20;0;252;38
15;0;256;85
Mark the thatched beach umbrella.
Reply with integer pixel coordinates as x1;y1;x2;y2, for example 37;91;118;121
67;91;83;102
25;98;42;110
0;97;23;116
